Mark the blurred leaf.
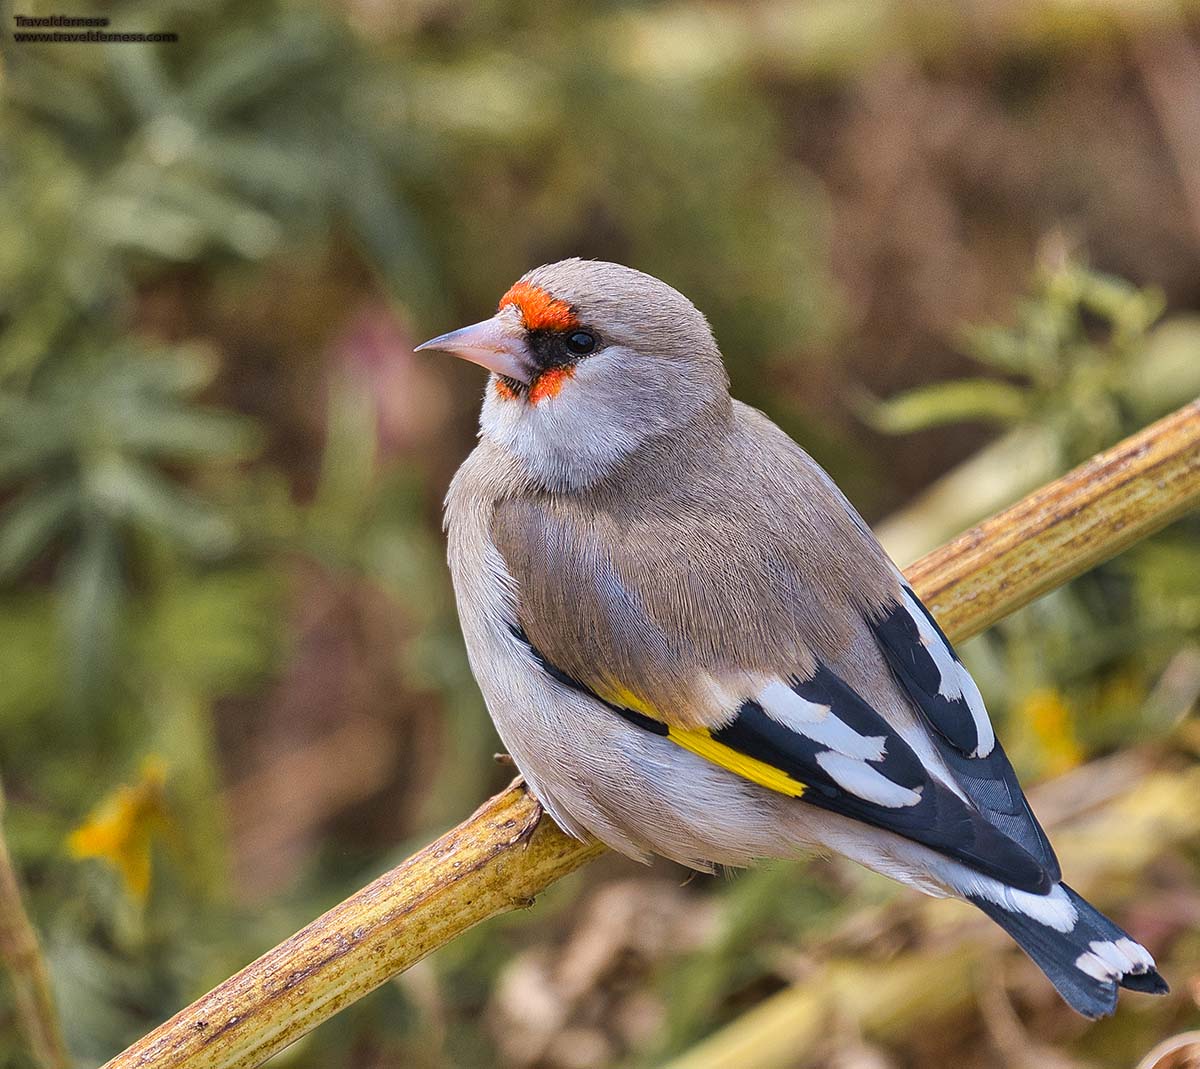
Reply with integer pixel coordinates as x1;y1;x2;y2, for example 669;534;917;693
104;344;219;397
90;189;213;261
0;595;59;726
341;143;440;316
86;457;239;558
134;568;280;692
119;405;261;461
0;395;73;481
106;45;177;122
305;374;378;552
889;255;1174;466
57;517;123;716
860;378;1029;434
0;479;76;581
2;53;113;133
1126;317;1200;422
1075;269;1164;342
183;17;333;116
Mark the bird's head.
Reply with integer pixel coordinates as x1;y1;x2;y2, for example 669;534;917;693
416;259;730;488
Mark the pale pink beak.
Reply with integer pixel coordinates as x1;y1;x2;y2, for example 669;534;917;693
414;313;536;384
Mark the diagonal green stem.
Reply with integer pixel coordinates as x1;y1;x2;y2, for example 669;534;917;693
0;780;71;1069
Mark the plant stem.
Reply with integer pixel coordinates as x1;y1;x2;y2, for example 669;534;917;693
908;398;1200;643
0;781;70;1069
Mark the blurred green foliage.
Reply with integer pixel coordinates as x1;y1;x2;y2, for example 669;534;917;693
1;1;1198;1067
865;252;1200;776
865;254;1200;457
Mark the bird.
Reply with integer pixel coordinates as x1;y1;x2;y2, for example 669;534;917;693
416;258;1168;1018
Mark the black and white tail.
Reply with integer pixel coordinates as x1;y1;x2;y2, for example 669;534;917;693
969;883;1168;1018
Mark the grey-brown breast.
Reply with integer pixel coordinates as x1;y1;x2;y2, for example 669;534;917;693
490;401;899;723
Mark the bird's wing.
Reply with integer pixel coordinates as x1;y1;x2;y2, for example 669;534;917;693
869;576;1061;878
492;422;1054;892
511;617;1049;892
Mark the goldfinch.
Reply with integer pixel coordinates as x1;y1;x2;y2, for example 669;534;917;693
417;259;1167;1018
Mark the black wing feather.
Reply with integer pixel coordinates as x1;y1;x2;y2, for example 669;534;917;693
718;670;1050;893
872;588;1061;880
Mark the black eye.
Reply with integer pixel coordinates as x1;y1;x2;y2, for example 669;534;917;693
564;330;596;356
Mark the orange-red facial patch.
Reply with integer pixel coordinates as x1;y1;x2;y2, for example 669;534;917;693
492;366;574;404
529;365;574;404
499;281;579;332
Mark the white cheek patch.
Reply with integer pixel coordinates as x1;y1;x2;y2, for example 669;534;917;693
900;587;996;758
478;350;649;491
816;750;922;808
758;680;886;762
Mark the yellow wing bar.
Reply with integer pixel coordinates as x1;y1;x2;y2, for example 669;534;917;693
666;725;807;798
597;682;808;799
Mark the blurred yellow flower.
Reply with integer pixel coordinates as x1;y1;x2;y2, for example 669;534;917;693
1016;688;1085;777
68;756;171;903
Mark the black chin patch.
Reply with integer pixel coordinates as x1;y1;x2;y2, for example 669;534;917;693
493;327;601;401
497;374;528;396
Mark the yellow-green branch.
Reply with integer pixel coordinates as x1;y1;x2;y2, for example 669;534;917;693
0;781;70;1069
104;399;1200;1069
908;399;1200;641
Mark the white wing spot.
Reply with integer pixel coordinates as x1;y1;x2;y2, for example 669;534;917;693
759;681;886;761
955;665;995;757
901;587;996;758
962;879;1078;932
1075;950;1118;982
758;680;828;723
816;751;921;808
1091;939;1135;973
1114;937;1154;972
1074;938;1156;982
1079;938;1154;979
